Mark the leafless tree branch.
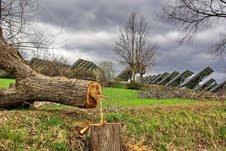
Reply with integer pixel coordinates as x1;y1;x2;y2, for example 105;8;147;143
161;0;226;55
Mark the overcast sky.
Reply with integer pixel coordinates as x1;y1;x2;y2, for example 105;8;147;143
35;0;226;83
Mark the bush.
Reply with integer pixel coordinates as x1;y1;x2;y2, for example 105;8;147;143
69;68;96;80
102;82;126;89
126;82;143;90
139;85;222;100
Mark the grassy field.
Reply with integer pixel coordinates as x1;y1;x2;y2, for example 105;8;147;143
0;78;225;150
0;78;15;88
103;88;197;107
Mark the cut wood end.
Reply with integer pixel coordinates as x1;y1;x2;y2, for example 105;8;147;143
84;82;102;108
79;126;90;135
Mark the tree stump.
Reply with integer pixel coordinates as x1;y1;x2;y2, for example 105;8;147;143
89;123;121;151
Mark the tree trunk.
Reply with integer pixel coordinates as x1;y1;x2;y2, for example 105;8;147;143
0;30;101;109
140;73;143;84
89;123;121;151
131;70;136;82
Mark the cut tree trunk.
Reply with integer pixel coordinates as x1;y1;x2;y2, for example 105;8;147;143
0;29;101;109
89;123;121;151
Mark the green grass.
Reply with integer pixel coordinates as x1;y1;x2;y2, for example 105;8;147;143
0;78;15;88
0;78;225;150
104;102;226;150
0;110;75;151
103;87;197;107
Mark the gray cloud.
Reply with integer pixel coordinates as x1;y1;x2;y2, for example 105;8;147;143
35;0;225;83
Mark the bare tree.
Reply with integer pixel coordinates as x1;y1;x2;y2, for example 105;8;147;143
98;61;116;82
0;0;62;58
0;1;102;109
161;0;226;56
1;0;37;45
113;12;157;82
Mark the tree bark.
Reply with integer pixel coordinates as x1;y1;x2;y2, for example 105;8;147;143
139;73;144;84
89;123;121;151
0;31;101;109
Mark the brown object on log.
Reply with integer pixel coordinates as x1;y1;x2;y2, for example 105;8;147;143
0;28;101;109
89;123;121;151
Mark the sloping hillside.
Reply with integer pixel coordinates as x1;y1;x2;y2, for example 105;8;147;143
0;79;225;150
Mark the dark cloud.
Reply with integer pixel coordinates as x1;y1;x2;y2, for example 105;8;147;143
38;0;161;31
35;0;225;83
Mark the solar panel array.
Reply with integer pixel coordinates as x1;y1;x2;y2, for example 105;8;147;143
204;82;218;91
149;74;162;84
151;72;170;84
144;75;157;84
143;75;154;84
72;58;99;70
197;78;216;91
29;59;222;93
30;58;71;70
158;71;180;85
166;70;194;87
117;67;132;82
210;80;226;93
180;67;214;89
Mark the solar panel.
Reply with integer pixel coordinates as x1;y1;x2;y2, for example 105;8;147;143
209;80;226;93
29;57;71;72
158;71;180;85
166;70;194;87
29;58;37;64
72;59;83;68
80;61;89;68
151;72;169;84
180;67;214;89
204;82;218;91
117;67;132;81
196;78;216;91
35;59;44;67
72;58;99;70
142;76;149;82
145;75;157;84
148;74;162;84
142;75;153;83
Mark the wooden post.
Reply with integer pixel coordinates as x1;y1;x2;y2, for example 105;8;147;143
89;123;121;151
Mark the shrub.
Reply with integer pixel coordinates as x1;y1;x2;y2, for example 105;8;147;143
126;82;143;90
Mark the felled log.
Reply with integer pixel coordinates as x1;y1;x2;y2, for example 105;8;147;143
0;28;101;109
